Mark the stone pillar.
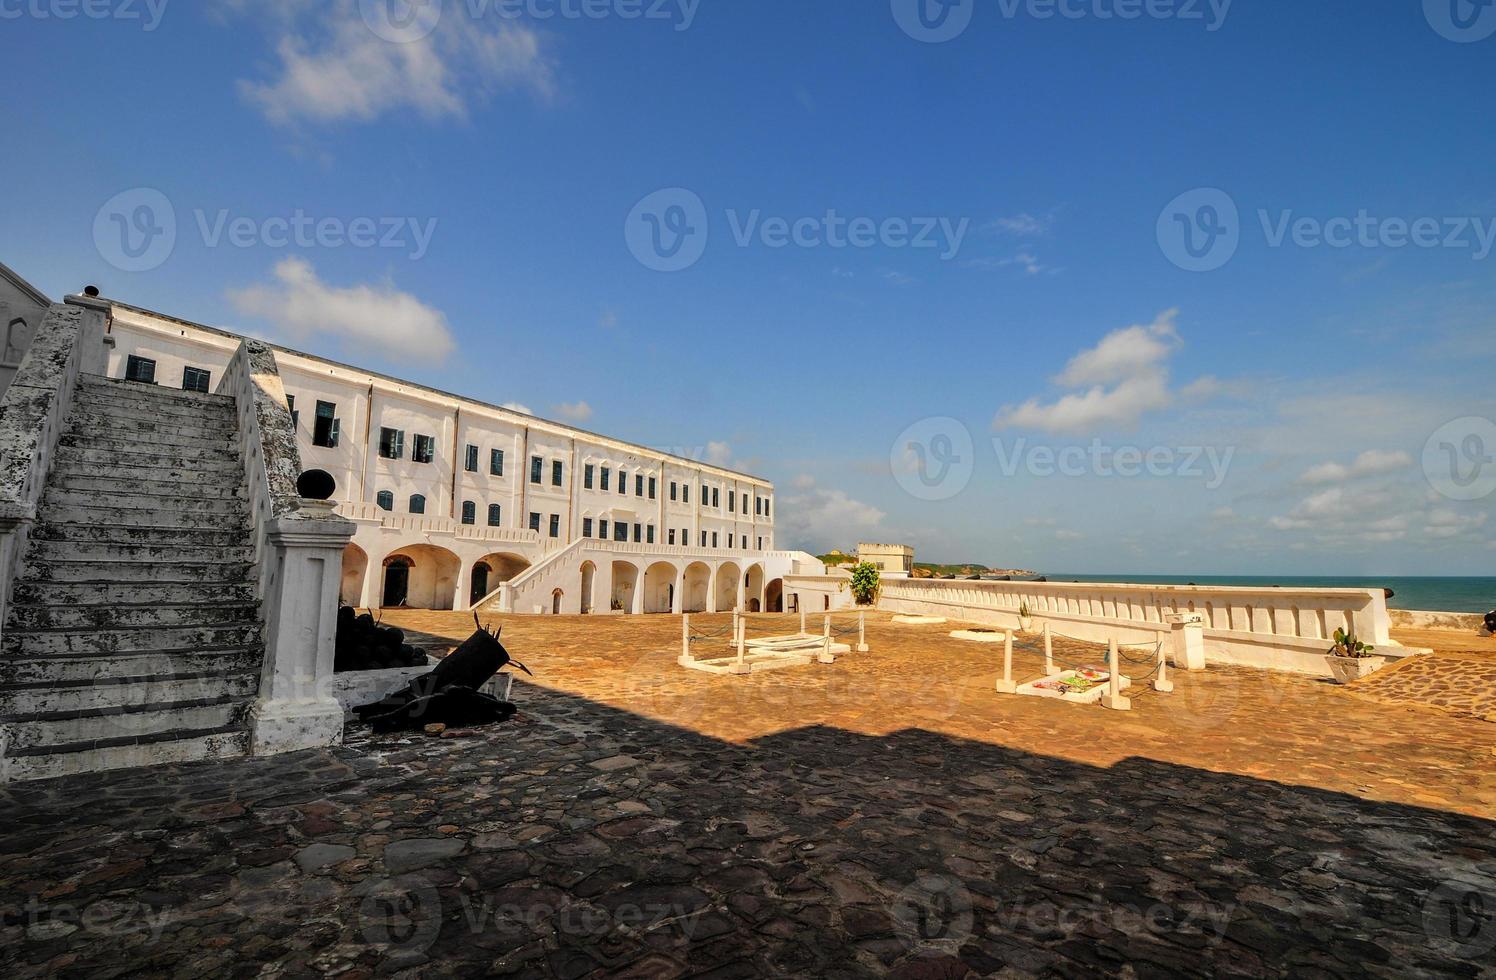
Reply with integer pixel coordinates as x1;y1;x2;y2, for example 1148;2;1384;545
249;512;357;756
1167;613;1207;671
358;549;385;611
631;575;645;616
671;571;684;614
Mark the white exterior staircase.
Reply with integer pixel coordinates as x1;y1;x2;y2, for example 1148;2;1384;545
0;375;261;781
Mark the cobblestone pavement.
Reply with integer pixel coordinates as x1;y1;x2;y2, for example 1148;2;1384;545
1348;654;1496;723
2;612;1494;978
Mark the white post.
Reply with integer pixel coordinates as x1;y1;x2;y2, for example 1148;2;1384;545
995;631;1017;693
856;611;869;653
250;514;358;755
1043;622;1054;674
819;615;835;664
1102;638;1131;711
732;608;740;648
800;607;807;636
1167;613;1207;671
1154;638;1174;693
731;616;751;674
679;614;691;666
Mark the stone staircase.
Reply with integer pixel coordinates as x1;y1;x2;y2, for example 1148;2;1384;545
0;375;262;781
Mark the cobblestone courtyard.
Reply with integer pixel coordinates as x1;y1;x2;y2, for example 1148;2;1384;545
2;612;1494;978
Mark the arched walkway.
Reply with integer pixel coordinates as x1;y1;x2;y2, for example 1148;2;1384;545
765;578;784;613
382;544;462;610
580;561;597;614
340;543;369;607
745;563;765;614
611;561;640;613
643;561;679;614
715;561;742;613
682;562;711;613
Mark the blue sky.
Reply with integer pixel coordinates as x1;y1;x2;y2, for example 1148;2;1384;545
4;0;1496;575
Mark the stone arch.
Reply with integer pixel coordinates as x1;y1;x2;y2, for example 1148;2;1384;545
552;589;564;615
340;543;369;607
611;561;640;613
643;561;679;614
383;544;462;610
745;563;766;613
765;578;784;613
580;561;597;614
3;317;27;366
715;561;742;612
682;561;711;613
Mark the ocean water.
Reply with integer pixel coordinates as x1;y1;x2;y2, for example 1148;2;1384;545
1025;575;1496;614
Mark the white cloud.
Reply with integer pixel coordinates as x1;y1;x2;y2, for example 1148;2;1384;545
965;252;1051;275
792;473;817;490
985;212;1053;237
231;1;553;125
1424;509;1488;539
705;441;733;467
553;401;593;424
502;402;533;415
779;477;886;554
227;257;454;363
994;309;1205;435
1297;450;1414;486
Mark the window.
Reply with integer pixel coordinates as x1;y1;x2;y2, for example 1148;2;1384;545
412;435;436;464
756;496;762;516
529;512;541;532
124;355;156;384
378;427;405;460
758;536;763;550
712;532;719;547
700;530;707;547
601;467;610;491
728;534;734;548
614;522;628;542
409;494;426;515
648;477;657;500
647;525;655;544
461;501;476;525
549;514;560;538
681;528;688;545
618;471;627;495
182;366;211;393
635;474;644;497
670;481;678;502
287;394;299;429
683;485;690;505
729;491;736;512
376;491;394;511
701;483;709;504
530;456;543;484
633;523;642;543
584;464;595;490
313;401;340;449
465;445;479;473
488;504;502;527
712;488;720;508
599;519;609;539
490;449;505;476
764;499;770;518
668;529;676;545
583;517;594;537
552;461;563;487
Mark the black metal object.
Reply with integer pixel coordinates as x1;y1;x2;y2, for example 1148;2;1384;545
297;468;337;500
335;606;428;672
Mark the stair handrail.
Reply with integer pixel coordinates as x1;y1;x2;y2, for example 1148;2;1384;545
0;299;111;643
474;538;587;612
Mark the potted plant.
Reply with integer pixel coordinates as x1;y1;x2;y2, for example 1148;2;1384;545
850;562;881;606
1326;628;1385;683
1018;601;1033;632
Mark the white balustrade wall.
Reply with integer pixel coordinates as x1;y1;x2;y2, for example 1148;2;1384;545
876;577;1402;675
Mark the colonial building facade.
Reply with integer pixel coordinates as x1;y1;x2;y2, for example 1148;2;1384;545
103;304;805;616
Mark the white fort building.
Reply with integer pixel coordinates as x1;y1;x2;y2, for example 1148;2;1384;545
103;303;809;618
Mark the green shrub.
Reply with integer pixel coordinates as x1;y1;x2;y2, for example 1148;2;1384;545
850;562;881;606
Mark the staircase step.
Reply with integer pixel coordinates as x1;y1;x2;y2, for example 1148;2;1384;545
1;726;251;783
3;696;251;749
76;376;235;408
8;601;260;631
0;648;263;685
31;505;249;531
53;445;244;471
57;429;237;452
11;580;257;606
43;488;249;517
2;623;261;657
49;471;247;498
65;410;237;440
20;559;255;584
29;523;252;549
0;671;259;716
72;395;238;424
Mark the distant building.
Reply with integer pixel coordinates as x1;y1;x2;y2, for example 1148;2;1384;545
857;542;914;577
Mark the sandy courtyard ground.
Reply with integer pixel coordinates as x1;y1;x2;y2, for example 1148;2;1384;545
1;610;1492;978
